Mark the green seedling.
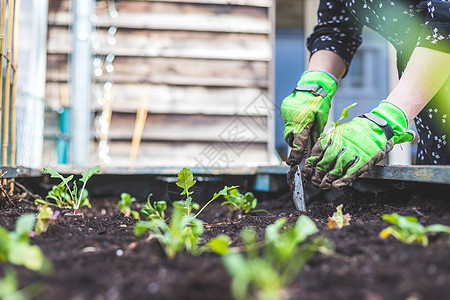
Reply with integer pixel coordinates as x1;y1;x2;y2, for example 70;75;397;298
141;194;167;221
0;268;43;300
332;102;358;128
327;204;351;229
220;216;334;300
118;193;140;220
380;213;450;246
0;214;50;273
173;167;236;217
134;205;204;259
174;167;197;215
222;187;267;216
34;205;60;236
35;166;100;212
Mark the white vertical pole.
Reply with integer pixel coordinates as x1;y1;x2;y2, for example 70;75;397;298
387;44;412;165
71;0;94;165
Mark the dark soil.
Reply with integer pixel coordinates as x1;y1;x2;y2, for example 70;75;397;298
1;181;450;300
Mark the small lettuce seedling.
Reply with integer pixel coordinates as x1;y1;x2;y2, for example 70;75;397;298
327;204;351;229
0;214;50;273
0;268;43;300
175;167;197;215
221;216;334;300
35;166;100;212
222;187;267;216
380;213;450;246
118;193;140;220
34;205;60;235
134;205;204;259
140;193;167;221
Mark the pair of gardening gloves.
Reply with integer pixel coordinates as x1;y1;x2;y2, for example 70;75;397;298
282;70;414;190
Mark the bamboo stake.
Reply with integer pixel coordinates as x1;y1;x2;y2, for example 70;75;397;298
2;0;14;187
2;0;15;188
10;0;21;193
129;94;149;163
0;0;7;141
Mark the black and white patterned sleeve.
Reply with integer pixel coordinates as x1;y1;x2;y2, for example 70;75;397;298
306;0;363;76
417;0;450;53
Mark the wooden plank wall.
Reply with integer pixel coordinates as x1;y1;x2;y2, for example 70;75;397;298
46;0;275;167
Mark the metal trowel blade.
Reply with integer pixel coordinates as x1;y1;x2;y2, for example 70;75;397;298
293;165;306;211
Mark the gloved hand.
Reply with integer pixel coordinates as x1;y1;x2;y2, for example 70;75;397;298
281;70;338;166
302;101;414;190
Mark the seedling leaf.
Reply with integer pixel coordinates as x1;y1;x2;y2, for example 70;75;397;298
332;102;357;128
176;167;196;196
206;235;231;255
327;204;351;229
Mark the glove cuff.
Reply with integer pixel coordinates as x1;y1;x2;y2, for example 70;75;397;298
370;101;411;144
296;70;338;99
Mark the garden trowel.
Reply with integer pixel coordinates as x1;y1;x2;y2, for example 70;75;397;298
290;139;311;212
291;164;306;211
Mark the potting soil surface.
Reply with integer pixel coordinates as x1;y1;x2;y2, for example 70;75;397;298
1;184;450;300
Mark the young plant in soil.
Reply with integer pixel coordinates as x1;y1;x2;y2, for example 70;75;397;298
140;193;167;221
221;187;268;217
34;205;60;236
0;214;50;273
327;204;351;229
35;166;101;213
380;213;450;246
134;205;204;259
118;193;140;220
220;216;334;300
0;267;43;300
134;167;236;258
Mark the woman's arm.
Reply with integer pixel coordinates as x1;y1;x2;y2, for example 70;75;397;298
385;47;450;123
308;50;347;80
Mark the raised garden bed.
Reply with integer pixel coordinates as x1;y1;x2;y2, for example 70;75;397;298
1;175;450;300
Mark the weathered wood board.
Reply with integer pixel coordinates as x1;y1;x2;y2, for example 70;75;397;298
45;0;275;167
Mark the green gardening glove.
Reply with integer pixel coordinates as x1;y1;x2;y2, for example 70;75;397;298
302;101;414;190
281;71;338;166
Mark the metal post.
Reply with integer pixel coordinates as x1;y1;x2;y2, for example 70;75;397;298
71;0;94;166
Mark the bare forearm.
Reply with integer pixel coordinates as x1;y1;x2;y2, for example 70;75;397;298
386;47;450;123
308;50;347;80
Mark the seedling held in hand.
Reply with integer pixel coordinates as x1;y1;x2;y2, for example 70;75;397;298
322;103;358;137
327;204;351;229
220;216;334;300
35;166;100;212
34;205;60;235
380;213;450;246
118;193;140;220
0;214;51;273
140;193;167;221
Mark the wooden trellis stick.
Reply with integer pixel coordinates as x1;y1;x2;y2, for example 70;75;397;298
10;0;21;193
2;0;15;187
129;94;149;163
0;0;7;133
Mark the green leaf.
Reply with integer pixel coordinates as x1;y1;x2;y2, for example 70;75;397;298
80;165;101;184
332;102;357;128
43;167;74;184
9;243;44;272
0;268;19;298
131;210;140;220
207;235;231;255
294;215;318;243
425;224;450;233
15;214;36;239
176;167;196;196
